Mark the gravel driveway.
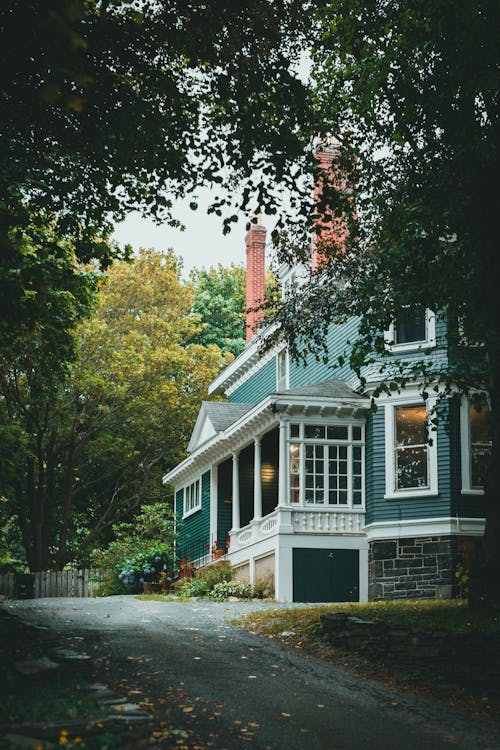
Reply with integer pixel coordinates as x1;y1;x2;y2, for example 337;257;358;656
5;596;499;750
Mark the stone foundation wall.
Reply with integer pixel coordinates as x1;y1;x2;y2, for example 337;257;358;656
368;535;461;601
320;612;500;692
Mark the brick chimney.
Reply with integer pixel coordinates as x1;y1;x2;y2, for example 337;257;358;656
312;139;348;272
245;214;267;342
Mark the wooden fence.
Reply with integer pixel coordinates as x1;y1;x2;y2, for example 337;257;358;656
0;569;101;599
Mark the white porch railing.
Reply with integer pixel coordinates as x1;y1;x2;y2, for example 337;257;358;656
229;507;365;551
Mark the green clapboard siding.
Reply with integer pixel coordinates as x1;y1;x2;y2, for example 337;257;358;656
365;402;452;525
176;471;211;559
230;358;276;403
289;318;360;390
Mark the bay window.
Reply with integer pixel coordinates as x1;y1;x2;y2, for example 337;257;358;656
288;422;364;508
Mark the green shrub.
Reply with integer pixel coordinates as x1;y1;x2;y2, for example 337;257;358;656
210;579;255;601
174;561;232;598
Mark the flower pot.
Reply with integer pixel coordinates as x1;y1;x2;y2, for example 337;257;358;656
213;549;225;559
142;582;162;594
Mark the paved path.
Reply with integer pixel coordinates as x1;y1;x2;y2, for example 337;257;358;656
5;596;499;750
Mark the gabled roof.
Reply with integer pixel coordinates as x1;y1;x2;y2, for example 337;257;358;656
187;401;254;453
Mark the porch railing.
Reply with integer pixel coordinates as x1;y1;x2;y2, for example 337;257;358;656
229;507;365;552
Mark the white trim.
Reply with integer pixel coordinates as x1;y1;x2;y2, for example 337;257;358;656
364;516;485;540
384;309;436;353
276;347;289;391
182;478;201;519
384;395;438;499
208;323;279;397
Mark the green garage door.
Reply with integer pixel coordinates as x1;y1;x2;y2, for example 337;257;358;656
293;548;359;603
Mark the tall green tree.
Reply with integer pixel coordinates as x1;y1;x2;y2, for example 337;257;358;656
0;248;230;570
270;1;499;606
190;264;281;357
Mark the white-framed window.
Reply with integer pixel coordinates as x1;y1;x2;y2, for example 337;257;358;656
276;349;288;391
183;478;201;517
384;309;436;353
461;398;492;494
288;422;364;508
384;396;438;498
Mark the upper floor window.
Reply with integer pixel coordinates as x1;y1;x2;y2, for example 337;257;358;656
385;309;436;353
384;396;438;498
184;478;200;517
461;399;492;493
277;349;288;391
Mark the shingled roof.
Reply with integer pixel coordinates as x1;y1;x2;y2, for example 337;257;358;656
200;401;255;432
277;379;367;401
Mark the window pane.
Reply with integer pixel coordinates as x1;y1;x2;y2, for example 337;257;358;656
395;405;427;446
339;446;347;459
339;491;348;504
396;446;428;489
471;446;490;489
353;491;362;505
395;310;426;343
329;490;338;504
305;425;325;439
353;446;362;461
352;426;362;441
327;425;348;440
470;406;491;444
290;424;299;438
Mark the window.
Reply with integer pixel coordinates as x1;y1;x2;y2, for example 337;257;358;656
384;397;438;498
184;479;200;516
394;310;426;344
277;349;288;391
394;405;428;490
385;309;436;352
461;400;491;493
287;422;364;507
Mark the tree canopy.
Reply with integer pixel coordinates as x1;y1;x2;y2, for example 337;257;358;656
0;248;230;570
268;0;499;606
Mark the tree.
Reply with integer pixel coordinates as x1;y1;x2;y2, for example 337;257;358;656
0;248;230;570
190;264;281;356
0;0;312;256
269;1;499;606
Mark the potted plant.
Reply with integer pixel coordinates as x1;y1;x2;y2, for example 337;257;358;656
212;541;225;559
118;545;172;594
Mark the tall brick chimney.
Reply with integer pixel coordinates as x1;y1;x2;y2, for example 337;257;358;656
311;139;348;272
245;214;267;342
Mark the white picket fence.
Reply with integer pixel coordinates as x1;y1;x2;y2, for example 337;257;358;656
0;569;101;599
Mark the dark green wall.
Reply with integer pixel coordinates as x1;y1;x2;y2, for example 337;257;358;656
365;402;452;524
176;471;211;559
217;458;233;548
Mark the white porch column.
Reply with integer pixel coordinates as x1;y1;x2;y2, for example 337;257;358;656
253;437;262;521
278;420;288;507
231;451;240;531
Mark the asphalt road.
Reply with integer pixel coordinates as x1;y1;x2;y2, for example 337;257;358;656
5;596;499;750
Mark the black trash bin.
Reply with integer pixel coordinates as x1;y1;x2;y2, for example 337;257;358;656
14;573;35;599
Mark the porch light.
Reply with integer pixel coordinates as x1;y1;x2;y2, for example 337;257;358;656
261;462;276;483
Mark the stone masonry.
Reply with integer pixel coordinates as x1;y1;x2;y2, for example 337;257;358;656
368;535;461;601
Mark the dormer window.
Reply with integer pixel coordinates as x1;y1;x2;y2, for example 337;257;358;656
277;349;288;391
385;309;436;353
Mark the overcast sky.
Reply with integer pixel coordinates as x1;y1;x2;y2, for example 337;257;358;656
112;190;265;277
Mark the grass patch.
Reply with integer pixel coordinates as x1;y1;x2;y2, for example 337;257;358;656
2;675;104;725
237;599;500;641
